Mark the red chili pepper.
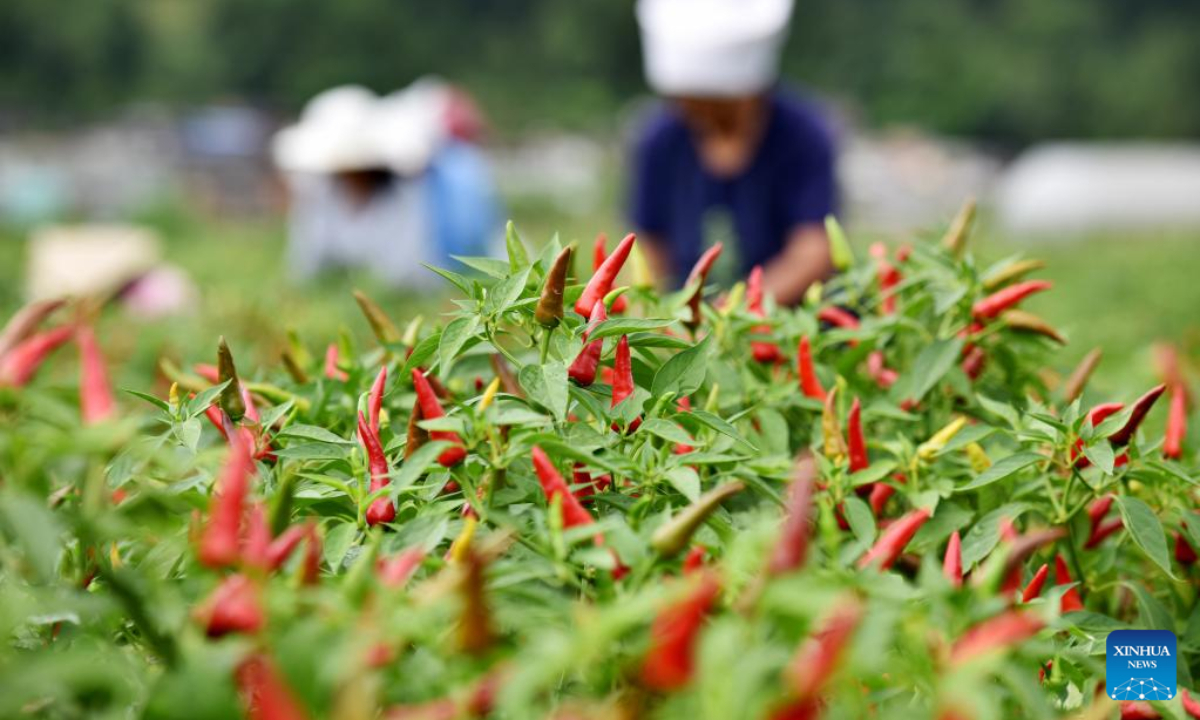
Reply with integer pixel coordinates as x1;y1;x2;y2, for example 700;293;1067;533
1085;517;1123;549
377;548;426;588
323;343;348;381
265;525;307;571
1181;688;1200;718
235;652;310;720
300;523;320;585
684;243;723;329
575;232;635;316
411;369;467;467
866;350;899;389
943;530;963;588
1165;384;1187;459
817;306;860;331
572;463;613;502
682;545;707;575
1071;402;1126;467
780;601;862;702
1176;532;1198;566
846;398;868;472
971;280;1052;320
199;437;255;568
610;334;641;433
1109;383;1167;447
593;233;628;314
368;365;387;433
896;244;913;263
242;502;272;569
870;242;900;314
857;508;931;570
1054;554;1084;613
639;571;721;692
195;573;263;637
0;325;73;387
747;266;784;364
1021;562;1049;602
531;446;595;529
768;455;816;575
568;301;607;386
797;335;826;402
1121;702;1162;720
76;324;116;424
949;610;1043;663
868;480;896;516
747;265;766;314
357;411;396;526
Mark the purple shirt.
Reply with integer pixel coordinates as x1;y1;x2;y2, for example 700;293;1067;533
629;90;837;283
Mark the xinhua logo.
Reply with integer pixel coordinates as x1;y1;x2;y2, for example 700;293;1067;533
1106;630;1177;701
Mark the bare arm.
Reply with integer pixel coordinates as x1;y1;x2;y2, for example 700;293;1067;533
760;223;834;306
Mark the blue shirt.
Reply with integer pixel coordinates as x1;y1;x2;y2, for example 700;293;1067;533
629;90;837;283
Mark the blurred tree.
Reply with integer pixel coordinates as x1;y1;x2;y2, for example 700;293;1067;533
1;0;1198;145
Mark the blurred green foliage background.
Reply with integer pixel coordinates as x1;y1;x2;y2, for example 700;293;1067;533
3;0;1199;145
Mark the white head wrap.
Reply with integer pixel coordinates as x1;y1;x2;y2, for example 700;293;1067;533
636;0;794;97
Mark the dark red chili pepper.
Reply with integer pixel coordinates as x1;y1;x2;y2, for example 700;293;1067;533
767;454;816;575
571;463;612;502
868;480;896;516
747;266;784;364
531;446;595;529
1022;562;1049;602
961;345;986;380
610;334;640;432
684;243;723;329
971;280;1052;320
780;600;862;702
265;525;307;571
357;411;396;526
870;242;900;314
1165;385;1187;459
846;398;868;472
195;573;263;637
857;508;930;570
0;325;73;387
242;502;272;570
575;232;635;316
797;335;826;402
77;325;115;424
368;365;387;433
592;234;628;314
1085;518;1123;549
457;549;495;656
949;610;1043;663
235;652;310;720
0;298;65;360
1176;532;1197;566
411;369;467;466
536;245;574;327
1182;688;1200;718
1087;495;1113;528
199;437;254;568
639;571;721;692
374;549;425;593
1119;702;1162;720
300;523;320;585
568;301;607;386
1109;383;1167;447
1054;554;1084;613
943;530;963;588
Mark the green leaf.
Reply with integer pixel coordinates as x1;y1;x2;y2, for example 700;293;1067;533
843;495;876;545
1125;580;1176;632
0;493;63;584
323;522;359;572
454;255;512;279
391;441;452;497
437;315;480;377
423;264;473;295
123;388;169;412
639;418;694;446
272;443;350;461
652;334;712;399
505;220;530;272
848;461;897;488
664;466;700;502
688;410;756;451
589;318;676;341
961;503;1031;569
401;332;441;377
277;424;355;446
483;265;532;317
893;338;964;403
1081;440;1115;475
519;361;569;421
186;381;230;419
1115;495;1176;580
977;394;1021;428
958;452;1043;491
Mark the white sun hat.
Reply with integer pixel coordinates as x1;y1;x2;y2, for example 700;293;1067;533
636;0;794;97
272;85;383;173
25;224;161;302
367;77;451;176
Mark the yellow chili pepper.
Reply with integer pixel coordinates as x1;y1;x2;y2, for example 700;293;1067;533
720;281;746;318
479;377;501;412
449;516;478;563
917;416;968;461
965;442;991;473
822;386;847;463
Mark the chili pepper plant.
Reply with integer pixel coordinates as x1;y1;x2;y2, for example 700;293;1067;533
0;212;1198;720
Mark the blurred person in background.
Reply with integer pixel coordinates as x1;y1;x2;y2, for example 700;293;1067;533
273;79;500;289
631;0;836;305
